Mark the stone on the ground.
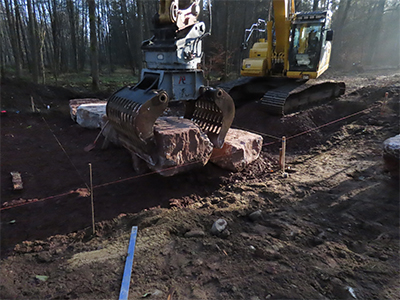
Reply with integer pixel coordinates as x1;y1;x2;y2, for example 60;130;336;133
210;128;263;172
76;103;107;129
211;219;227;235
113;117;213;176
100;116;121;148
69;99;106;121
150;117;213;176
11;171;23;190
184;230;206;238
249;210;263;222
383;134;400;178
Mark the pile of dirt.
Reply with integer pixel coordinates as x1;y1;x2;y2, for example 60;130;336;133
1;70;399;299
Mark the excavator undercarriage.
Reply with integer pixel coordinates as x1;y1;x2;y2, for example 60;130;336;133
223;77;345;116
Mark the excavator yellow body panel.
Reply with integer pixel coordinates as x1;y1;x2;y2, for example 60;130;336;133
241;40;269;77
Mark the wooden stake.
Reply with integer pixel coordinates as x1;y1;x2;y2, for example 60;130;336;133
31;97;35;112
381;92;389;115
89;163;95;235
281;136;288;178
281;136;286;170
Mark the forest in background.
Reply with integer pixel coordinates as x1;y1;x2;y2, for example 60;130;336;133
1;0;399;89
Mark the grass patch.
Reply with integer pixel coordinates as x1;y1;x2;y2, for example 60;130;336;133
46;68;138;92
2;67;139;93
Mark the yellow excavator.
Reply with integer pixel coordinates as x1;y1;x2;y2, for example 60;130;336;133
225;0;345;115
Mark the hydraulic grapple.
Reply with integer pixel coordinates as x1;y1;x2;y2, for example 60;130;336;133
106;0;234;163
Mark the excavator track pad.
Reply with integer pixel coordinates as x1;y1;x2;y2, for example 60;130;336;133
260;80;346;116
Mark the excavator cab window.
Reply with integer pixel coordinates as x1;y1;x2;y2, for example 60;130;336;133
288;23;323;71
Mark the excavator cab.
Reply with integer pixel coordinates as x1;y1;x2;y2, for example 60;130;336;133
287;11;333;79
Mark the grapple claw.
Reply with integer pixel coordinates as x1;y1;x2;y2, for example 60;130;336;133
106;85;169;154
185;87;235;148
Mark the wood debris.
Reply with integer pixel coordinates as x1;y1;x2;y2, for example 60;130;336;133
11;172;23;190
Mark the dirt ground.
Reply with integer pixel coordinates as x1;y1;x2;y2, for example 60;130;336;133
0;70;399;299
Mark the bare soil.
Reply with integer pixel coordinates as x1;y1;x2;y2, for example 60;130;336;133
1;70;399;300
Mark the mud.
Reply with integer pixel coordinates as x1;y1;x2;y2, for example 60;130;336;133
1;70;399;299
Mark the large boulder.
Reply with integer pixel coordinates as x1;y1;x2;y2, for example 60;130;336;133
69;99;106;122
151;117;213;176
112;117;213;176
76;103;107;129
383;134;400;178
100;116;122;148
210;128;263;172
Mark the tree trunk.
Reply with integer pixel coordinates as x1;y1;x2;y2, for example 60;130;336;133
4;0;21;77
67;0;78;72
19;10;31;69
120;0;135;74
48;0;60;79
14;0;25;68
224;1;230;80
313;0;319;11
27;0;39;83
0;16;6;78
137;0;144;73
105;0;113;74
365;0;386;66
79;0;87;71
88;0;99;91
331;0;351;69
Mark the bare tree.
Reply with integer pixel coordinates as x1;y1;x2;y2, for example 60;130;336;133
313;0;319;11
88;0;99;90
66;0;78;72
27;0;40;83
4;0;21;77
120;0;135;73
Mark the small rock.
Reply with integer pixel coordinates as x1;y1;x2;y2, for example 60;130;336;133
330;277;354;299
254;248;280;260
211;219;228;235
383;134;400;178
248;210;263;222
151;289;163;296
184;230;205;238
379;254;389;261
219;229;231;238
36;252;52;263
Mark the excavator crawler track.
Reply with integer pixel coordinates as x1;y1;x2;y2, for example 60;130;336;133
260;81;346;116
